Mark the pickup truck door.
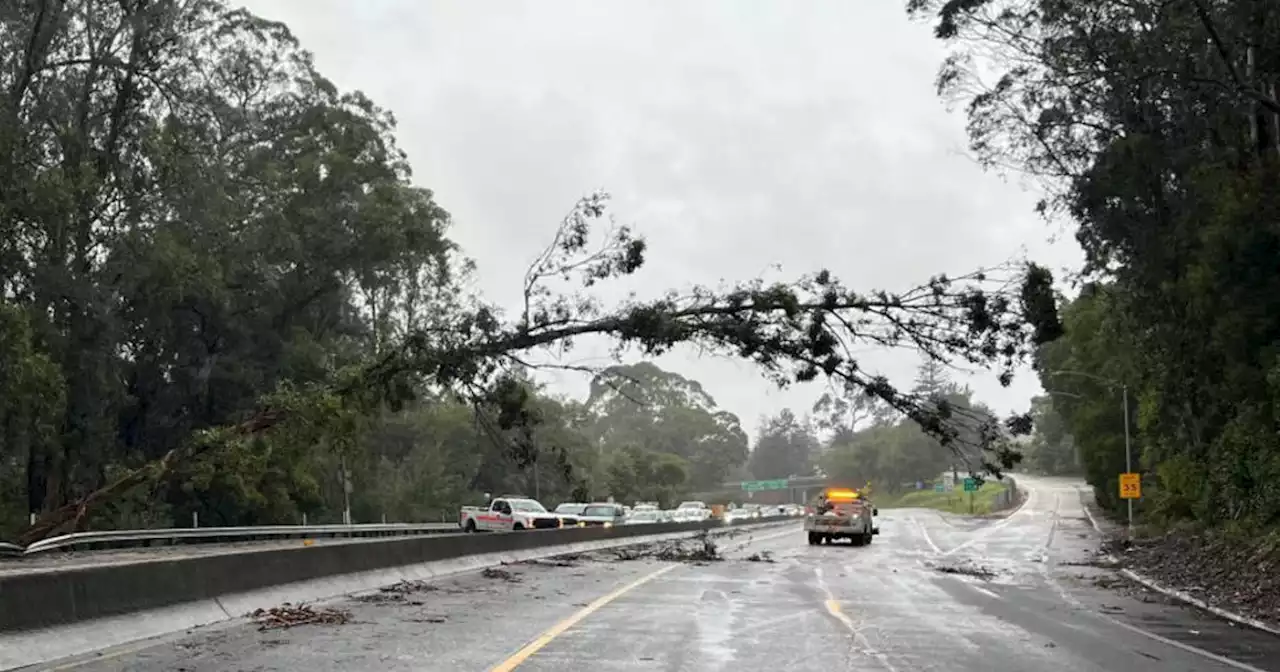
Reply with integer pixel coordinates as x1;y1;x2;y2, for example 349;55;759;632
478;499;514;531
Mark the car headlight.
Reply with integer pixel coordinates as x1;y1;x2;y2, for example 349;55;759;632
603;521;613;528
578;521;586;527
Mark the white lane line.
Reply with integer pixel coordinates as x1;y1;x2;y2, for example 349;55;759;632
970;585;1001;600
1042;566;1269;672
1077;487;1280;637
941;485;1051;558
1022;484;1269;672
910;515;941;554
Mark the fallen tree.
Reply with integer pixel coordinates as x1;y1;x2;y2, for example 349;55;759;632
18;191;1060;545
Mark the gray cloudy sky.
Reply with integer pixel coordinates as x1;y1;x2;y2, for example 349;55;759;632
237;0;1083;435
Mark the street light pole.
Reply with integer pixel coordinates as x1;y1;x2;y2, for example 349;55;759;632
1047;369;1134;538
1122;384;1132;540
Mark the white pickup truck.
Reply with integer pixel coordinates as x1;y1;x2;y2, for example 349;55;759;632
458;496;563;532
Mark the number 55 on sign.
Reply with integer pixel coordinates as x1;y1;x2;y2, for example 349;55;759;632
1119;472;1141;499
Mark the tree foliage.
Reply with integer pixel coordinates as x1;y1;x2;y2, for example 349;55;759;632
748;409;819;481
909;0;1280;526
585;362;749;491
819;356;1003;492
1019;395;1079;476
1;0;1059;543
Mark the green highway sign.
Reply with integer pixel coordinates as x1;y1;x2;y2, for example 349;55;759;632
742;479;788;492
963;478;978;492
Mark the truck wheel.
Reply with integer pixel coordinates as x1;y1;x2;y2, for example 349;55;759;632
863;532;873;545
850;534;865;547
464;520;477;533
807;532;819;545
513;523;525;531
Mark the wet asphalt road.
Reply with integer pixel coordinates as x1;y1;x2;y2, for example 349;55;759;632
49;476;1280;672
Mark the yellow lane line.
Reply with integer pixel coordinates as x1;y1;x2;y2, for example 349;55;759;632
489;564;679;672
823;598;857;631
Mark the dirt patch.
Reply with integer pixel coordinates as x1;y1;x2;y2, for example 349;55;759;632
1111;527;1280;628
250;604;351;630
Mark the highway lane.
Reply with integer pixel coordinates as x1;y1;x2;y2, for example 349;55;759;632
45;479;1280;672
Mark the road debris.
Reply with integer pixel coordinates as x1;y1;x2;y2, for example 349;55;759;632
656;535;721;563
482;567;521;581
523;556;581;568
927;560;996;580
613;532;723;563
405;616;448;624
355;592;406;605
745;551;776;563
1100;523;1280;629
380;579;439;595
250;604;351;630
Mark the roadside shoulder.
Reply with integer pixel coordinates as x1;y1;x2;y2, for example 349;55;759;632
1081;501;1280;636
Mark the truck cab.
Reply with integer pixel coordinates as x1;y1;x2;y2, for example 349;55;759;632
459;496;561;532
804;487;879;546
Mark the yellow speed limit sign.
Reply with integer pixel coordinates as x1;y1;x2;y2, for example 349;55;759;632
1119;472;1141;499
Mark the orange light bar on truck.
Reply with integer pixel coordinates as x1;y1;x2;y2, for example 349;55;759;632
824;488;859;501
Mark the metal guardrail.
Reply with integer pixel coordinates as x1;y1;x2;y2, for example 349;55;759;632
991;476;1019;511
2;513;796;558
8;522;459;557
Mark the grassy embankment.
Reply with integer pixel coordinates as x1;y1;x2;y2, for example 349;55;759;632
873;481;1011;515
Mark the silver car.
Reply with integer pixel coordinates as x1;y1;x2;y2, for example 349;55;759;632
575;503;627;528
554;502;588;525
625;510;662;525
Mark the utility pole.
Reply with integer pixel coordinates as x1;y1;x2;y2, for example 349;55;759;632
1122;384;1133;540
340;454;352;525
1047;370;1134;539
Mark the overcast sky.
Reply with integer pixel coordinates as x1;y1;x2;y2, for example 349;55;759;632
237;0;1083;436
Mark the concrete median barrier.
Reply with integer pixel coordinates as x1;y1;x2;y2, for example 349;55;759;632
0;516;799;670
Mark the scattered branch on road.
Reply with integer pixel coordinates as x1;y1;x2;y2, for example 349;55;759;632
927;560;996;580
481;567;522;582
613;532;723;563
250;604;352;630
380;580;440;595
522;555;582;568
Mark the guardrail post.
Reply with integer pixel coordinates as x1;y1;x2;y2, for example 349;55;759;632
192;512;199;528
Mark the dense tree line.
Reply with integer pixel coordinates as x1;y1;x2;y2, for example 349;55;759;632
910;0;1280;528
0;1;1058;543
0;352;758;534
811;357;1002;492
